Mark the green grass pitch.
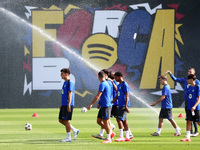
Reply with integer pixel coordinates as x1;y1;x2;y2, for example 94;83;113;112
0;108;200;150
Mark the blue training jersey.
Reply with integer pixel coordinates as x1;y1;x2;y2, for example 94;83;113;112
98;81;112;108
170;74;200;101
117;81;130;108
61;80;75;106
107;80;114;105
113;80;119;106
187;84;200;110
161;84;172;109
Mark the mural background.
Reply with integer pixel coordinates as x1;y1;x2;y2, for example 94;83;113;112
0;0;200;108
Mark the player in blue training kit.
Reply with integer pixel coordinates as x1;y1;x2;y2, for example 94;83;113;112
87;71;112;143
112;72;131;142
151;75;181;136
166;68;199;136
59;68;79;142
181;74;200;142
92;69;116;140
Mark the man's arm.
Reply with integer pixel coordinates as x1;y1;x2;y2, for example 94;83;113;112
67;91;72;112
151;95;165;106
191;96;200;112
166;70;184;83
111;95;118;103
87;91;102;110
125;92;130;113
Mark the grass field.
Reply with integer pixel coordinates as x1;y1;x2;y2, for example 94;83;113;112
0;108;200;150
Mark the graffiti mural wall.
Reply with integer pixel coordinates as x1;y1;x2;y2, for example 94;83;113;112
1;0;200;108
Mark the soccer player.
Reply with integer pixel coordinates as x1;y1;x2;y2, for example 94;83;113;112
92;69;115;140
166;68;199;136
109;71;134;139
151;75;181;136
112;72;131;142
87;71;113;143
59;68;79;142
181;74;200;142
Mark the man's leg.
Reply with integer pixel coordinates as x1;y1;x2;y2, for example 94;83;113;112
168;119;181;136
181;120;192;141
101;119;112;143
59;119;72;142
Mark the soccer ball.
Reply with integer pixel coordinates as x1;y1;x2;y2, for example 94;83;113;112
81;107;87;113
111;123;116;130
25;123;32;130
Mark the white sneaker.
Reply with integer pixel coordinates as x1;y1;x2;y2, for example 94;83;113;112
60;138;71;142
73;129;79;140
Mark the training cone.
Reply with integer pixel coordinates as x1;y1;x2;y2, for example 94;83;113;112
32;113;39;117
178;113;185;118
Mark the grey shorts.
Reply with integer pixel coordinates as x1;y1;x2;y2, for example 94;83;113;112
97;107;111;119
117;106;128;121
159;108;173;119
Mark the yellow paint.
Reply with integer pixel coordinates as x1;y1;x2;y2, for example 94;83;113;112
32;11;63;57
140;10;175;89
82;34;118;70
75;90;93;97
24;46;30;56
64;4;81;15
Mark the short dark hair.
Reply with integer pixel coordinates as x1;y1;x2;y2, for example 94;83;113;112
101;69;110;75
114;71;123;77
98;71;105;78
108;71;115;79
158;75;167;80
61;68;70;74
188;74;196;80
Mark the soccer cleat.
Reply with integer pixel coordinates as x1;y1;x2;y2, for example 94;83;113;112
60;138;71;142
102;139;112;143
130;134;134;139
151;132;160;136
180;138;191;142
124;138;131;142
92;134;103;139
73;129;79;140
115;137;125;142
191;132;199;137
174;133;181;136
111;132;116;139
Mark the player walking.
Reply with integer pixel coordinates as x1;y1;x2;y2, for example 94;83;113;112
59;68;79;142
87;71;113;143
181;74;200;142
151;75;181;136
112;72;131;142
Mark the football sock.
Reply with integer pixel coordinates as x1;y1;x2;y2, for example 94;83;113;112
119;129;123;138
175;128;180;133
186;131;190;139
129;128;133;135
157;128;161;134
125;131;130;139
99;129;104;136
67;132;71;140
70;125;76;133
107;134;111;140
